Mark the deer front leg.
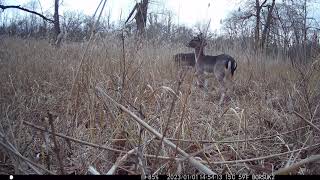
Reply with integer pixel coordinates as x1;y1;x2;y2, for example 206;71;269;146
196;71;206;89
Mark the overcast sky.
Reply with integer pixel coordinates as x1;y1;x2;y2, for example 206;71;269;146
4;0;241;32
4;0;320;33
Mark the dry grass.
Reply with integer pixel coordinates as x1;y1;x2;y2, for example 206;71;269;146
0;35;320;175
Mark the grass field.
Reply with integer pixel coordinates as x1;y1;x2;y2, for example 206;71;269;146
0;35;319;174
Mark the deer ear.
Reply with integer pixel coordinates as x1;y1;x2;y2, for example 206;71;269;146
197;33;203;39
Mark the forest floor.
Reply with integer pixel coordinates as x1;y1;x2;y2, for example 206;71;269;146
0;36;320;175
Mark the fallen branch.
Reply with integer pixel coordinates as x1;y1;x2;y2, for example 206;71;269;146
23;120;320;166
23;120;180;162
107;148;136;175
108;138;153;175
104;125;310;144
204;142;320;165
274;154;320;175
294;111;320;133
88;166;100;175
95;85;216;175
0;140;55;175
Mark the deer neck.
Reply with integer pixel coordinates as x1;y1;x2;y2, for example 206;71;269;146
194;47;204;63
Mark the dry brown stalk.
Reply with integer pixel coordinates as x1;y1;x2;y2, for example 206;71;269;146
40;117;51;171
67;0;108;114
47;112;65;174
155;71;183;167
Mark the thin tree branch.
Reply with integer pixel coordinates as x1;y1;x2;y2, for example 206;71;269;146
0;5;54;23
260;0;268;8
23;120;126;154
125;4;137;24
239;13;255;20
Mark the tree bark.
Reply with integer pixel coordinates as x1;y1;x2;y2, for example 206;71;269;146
255;0;261;48
54;0;61;44
254;0;267;49
261;0;276;48
303;0;307;62
135;0;148;37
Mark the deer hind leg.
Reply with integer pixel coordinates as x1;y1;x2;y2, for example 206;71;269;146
218;74;234;105
204;78;209;90
214;71;227;105
218;79;227;105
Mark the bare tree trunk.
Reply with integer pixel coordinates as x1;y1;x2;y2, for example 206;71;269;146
311;30;319;57
303;0;307;62
54;0;61;47
254;0;267;50
135;0;148;37
254;0;261;49
261;0;276;49
166;12;172;38
125;0;148;49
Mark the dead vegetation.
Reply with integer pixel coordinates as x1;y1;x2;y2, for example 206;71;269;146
0;35;320;175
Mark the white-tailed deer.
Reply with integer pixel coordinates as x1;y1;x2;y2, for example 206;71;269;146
174;39;208;68
174;53;196;68
187;34;237;105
